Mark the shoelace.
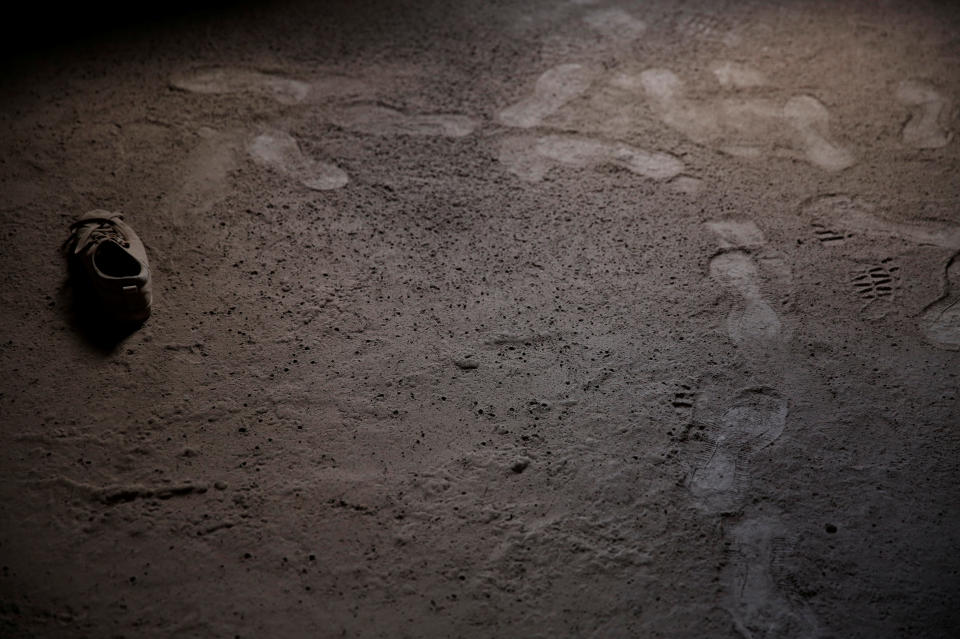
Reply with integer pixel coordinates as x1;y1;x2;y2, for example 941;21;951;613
64;218;130;255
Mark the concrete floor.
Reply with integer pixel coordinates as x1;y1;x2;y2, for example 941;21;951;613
1;0;958;637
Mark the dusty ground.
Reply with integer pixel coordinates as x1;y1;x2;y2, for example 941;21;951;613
1;0;959;637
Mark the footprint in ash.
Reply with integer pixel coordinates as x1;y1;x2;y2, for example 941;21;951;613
498;63;597;129
170;67;311;105
710;61;767;89
582;8;647;41
728;514;821;638
163;127;240;222
687;387;789;512
498;134;685;183
802;194;960;348
248;130;348;191
171;66;376;105
710;252;784;346
783;95;858;173
896;79;953;149
705;220;791;349
329;104;478;138
495;62;699;187
849;258;900;321
638;68;855;172
802;194;960;249
921;252;960;350
668;9;743;46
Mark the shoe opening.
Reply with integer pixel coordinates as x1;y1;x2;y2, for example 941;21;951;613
94;240;142;278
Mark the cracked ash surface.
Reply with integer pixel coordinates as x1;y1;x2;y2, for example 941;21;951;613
1;0;959;637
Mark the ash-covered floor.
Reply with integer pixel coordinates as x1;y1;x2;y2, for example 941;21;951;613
1;0;958;637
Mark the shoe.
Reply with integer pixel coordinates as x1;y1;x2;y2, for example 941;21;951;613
64;210;152;322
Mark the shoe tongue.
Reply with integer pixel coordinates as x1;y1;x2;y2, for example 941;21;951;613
73;225;97;254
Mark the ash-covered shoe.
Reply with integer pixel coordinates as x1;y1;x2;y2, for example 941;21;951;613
64;210;152;322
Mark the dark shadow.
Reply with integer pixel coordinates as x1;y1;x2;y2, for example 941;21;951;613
0;0;271;64
59;262;144;355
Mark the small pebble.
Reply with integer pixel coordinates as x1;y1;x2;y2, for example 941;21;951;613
511;458;530;474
